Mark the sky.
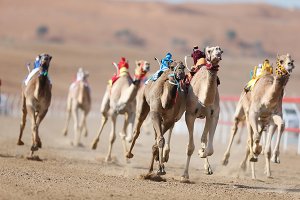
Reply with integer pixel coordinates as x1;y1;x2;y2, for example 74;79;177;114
140;0;300;9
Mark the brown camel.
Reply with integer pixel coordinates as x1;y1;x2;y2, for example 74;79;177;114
181;46;223;182
62;68;91;146
91;60;150;162
126;60;186;175
17;53;52;157
234;54;295;179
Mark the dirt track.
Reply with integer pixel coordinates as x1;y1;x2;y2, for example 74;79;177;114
0;115;299;200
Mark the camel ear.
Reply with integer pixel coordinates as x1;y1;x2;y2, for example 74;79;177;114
205;46;211;55
49;56;52;61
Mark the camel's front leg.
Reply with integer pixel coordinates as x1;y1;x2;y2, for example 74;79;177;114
163;125;173;163
271;115;284;164
264;123;276;178
119;112;130;160
245;112;256;161
18;95;27;146
80;111;88;137
181;113;196;182
27;106;38;156
105;114;117;162
72;105;81;146
198;115;211;158
62;95;72;136
248;111;262;156
150;111;165;175
125;111;135;142
203;108;219;175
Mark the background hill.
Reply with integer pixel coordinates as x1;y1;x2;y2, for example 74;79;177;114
0;0;299;99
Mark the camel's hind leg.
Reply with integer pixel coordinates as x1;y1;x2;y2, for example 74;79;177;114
264;123;276;178
18;94;27;145
222;117;241;165
126;96;150;159
34;109;48;149
72;104;81;146
62;95;72;136
27;106;38;156
119;112;130;160
181;113;196;182
91;89;110;150
105;114;117;162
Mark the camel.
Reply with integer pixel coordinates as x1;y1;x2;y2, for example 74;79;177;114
126;60;186;175
181;46;223;182
62;68;91;146
91;60;150;162
17;53;52;157
226;54;294;179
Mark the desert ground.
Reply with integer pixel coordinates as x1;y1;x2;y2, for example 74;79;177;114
0;115;300;200
1;0;300;199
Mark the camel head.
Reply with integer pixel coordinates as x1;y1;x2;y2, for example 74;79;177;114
133;60;150;83
169;60;186;80
39;53;52;76
77;68;89;81
276;53;295;76
205;46;223;65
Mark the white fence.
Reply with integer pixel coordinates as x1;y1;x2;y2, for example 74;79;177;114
1;93;300;154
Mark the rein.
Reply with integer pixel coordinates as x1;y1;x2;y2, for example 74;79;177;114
168;63;183;92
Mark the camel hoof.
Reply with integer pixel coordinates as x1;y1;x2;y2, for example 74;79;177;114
91;139;99;150
198;149;207;158
105;157;112;163
249;157;258;162
205;168;213;175
222;154;230;166
31;144;39;152
157;170;166;176
180;175;190;183
17;140;24;146
126;152;134;159
37;141;42;149
271;155;280;164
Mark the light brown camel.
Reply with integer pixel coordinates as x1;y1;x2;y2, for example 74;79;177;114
17;53;52;157
91;60;150;162
126;60;186;175
181;46;223;182
235;54;295;179
62;68;91;146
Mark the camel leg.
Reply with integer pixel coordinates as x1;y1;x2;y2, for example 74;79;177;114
91;89;110;150
147;143;159;174
81;111;88;137
198;115;211;158
222;117;240;165
271;115;284;164
163;125;173;163
250;161;256;179
34;109;48;149
240;146;250;171
125;111;135;142
27;106;38;156
203;108;219;175
62;95;72;136
245;113;257;162
236;121;245;144
72;104;81;146
126;97;150;159
105;114;117;162
248;111;262;157
18;94;27;145
181;113;196;182
264;123;275;178
119;112;129;159
150;111;166;175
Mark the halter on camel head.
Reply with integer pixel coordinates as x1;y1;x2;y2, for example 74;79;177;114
133;60;150;84
39;54;52;76
168;60;186;91
275;53;295;77
205;46;223;71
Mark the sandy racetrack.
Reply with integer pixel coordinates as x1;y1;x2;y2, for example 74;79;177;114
0;115;299;200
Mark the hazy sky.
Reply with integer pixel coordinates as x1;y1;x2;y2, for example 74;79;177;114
145;0;300;8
